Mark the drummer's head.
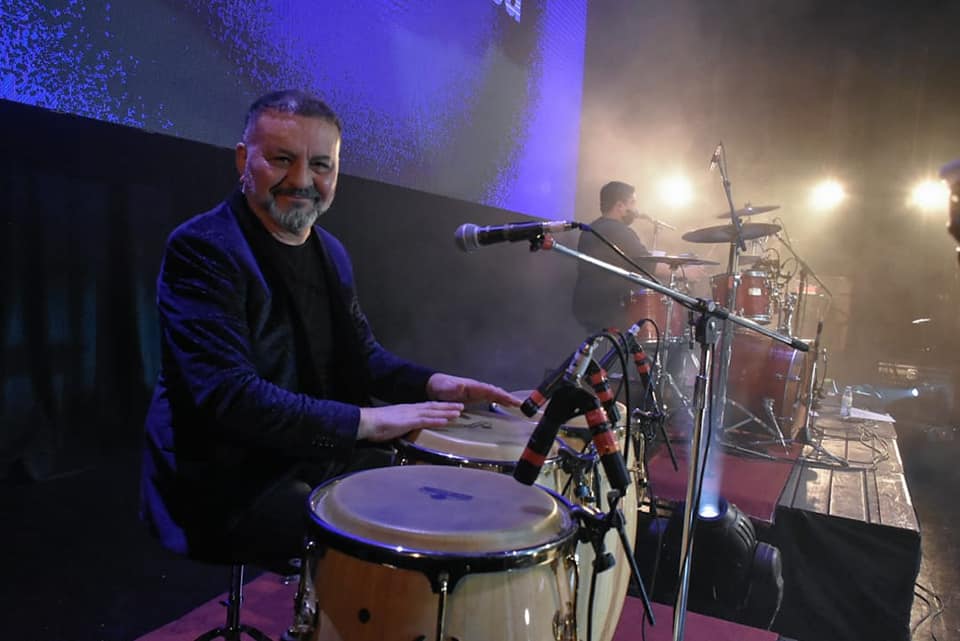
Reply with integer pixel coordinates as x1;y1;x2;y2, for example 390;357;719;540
600;181;640;224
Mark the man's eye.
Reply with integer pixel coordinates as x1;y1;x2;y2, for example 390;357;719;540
272;157;291;165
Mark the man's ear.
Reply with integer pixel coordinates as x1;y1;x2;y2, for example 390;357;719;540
235;142;247;178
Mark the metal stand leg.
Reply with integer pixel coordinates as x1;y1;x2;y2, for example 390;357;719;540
673;315;719;641
194;564;273;641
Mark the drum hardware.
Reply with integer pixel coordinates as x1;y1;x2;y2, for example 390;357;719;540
557;445;603;502
286;540;319;641
777;293;798;335
721;398;788;451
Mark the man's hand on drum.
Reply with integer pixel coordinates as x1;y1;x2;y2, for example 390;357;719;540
357;402;464;442
426;373;522;408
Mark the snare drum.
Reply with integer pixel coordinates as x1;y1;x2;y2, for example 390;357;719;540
399;407;637;641
306;466;580;641
623;288;688;341
711;270;773;324
726;329;810;429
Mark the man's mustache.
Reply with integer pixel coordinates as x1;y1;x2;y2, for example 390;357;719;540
272;187;321;200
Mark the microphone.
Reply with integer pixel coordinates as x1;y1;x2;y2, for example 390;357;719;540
514;388;581;485
637;212;677;230
586;361;621;425
521;337;599;417
583;397;632;494
623;324;657;411
455;221;580;252
708;143;723;172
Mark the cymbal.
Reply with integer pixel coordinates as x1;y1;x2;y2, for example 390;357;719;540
682;222;781;244
714;204;780;219
630;254;720;268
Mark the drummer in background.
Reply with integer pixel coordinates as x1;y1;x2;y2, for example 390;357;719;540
140;89;520;571
572;180;651;333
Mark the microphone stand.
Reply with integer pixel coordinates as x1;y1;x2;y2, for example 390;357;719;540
775;231;832;337
714;146;746;444
537;385;657;629
528;234;807;641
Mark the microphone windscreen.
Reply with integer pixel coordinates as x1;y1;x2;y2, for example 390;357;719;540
454;223;480;252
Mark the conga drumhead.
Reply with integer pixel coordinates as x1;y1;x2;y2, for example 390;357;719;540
399;408;553;465
309;465;575;556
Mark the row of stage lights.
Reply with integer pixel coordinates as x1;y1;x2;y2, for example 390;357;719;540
654;175;951;213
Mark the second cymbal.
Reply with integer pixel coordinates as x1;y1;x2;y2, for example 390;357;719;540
681;222;781;244
714;204;780;219
630;254;720;268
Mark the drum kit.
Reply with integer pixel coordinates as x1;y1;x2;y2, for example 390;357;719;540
622;203;827;446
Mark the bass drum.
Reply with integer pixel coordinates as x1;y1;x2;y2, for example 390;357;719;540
397;407;638;641
305;465;580;641
725;330;811;431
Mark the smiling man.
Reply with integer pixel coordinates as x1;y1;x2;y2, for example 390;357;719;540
141;90;519;567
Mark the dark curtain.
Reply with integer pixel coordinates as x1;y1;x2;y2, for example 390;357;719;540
0;100;237;479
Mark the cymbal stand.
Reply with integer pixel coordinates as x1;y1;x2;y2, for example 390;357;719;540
528;234;809;641
657;266;694;418
797;322;847;466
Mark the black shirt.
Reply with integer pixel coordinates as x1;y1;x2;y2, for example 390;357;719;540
571;216;649;331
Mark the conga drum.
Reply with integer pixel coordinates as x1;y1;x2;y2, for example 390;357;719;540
398;407;638;641
305;465;580;641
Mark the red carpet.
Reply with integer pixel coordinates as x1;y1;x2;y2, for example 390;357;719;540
136;574;776;641
647;438;802;522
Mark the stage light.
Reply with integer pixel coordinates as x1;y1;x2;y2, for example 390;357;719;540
810;179;846;211
908;179;950;213
636;498;784;629
658;175;694;209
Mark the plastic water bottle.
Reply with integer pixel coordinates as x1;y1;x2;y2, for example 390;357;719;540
840;386;853;418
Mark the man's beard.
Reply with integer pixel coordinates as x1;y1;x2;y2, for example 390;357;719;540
267;197;322;235
243;170;329;235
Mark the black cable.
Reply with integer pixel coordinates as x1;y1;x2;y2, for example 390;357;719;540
912;580;945;639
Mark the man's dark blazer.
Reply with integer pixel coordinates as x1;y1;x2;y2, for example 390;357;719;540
141;191;434;557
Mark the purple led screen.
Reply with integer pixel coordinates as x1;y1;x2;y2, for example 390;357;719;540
1;1;587;219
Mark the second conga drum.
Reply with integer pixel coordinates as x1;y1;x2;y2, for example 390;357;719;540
306;466;580;641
